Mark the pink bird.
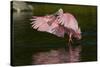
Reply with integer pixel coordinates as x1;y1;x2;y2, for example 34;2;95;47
31;8;81;45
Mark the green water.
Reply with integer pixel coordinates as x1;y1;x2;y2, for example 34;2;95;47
11;2;97;66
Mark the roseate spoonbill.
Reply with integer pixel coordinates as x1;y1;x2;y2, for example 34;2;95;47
30;8;81;45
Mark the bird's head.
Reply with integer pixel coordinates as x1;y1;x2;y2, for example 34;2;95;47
58;8;63;15
54;8;64;17
74;27;82;40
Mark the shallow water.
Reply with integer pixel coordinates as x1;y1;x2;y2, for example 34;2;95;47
11;11;97;66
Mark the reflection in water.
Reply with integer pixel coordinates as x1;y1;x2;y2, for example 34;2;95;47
32;45;81;64
13;12;33;21
68;44;81;62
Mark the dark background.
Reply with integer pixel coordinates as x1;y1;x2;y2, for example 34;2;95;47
11;1;97;66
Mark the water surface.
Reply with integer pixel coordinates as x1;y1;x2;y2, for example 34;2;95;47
11;6;97;66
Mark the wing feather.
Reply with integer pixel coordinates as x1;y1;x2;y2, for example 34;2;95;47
56;13;79;32
31;15;66;37
31;16;49;31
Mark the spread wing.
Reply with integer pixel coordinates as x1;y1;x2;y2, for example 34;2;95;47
31;16;65;37
30;8;81;39
57;13;79;32
31;16;50;32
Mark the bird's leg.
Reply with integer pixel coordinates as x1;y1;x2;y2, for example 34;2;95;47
68;33;73;62
68;33;72;47
69;33;72;44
